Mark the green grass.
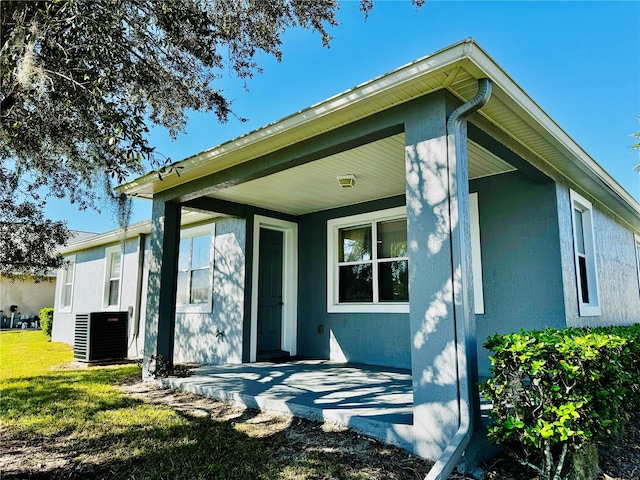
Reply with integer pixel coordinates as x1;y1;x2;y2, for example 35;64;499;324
0;329;73;379
0;331;276;479
1;331;425;479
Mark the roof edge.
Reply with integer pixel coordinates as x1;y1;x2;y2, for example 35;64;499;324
463;43;640;222
118;38;477;198
57;211;219;254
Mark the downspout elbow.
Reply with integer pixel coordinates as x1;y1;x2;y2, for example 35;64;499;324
425;78;492;480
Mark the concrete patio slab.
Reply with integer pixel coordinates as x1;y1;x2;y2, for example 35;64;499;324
159;360;416;452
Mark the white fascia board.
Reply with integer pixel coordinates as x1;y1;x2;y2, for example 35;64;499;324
118;39;639;230
465;44;640;223
57;220;153;255
57;211;219;254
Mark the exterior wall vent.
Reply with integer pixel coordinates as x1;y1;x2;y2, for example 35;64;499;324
74;312;128;362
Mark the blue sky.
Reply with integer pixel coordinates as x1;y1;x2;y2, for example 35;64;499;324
45;0;640;233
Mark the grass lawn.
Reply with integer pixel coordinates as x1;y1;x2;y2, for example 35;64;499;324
0;330;430;480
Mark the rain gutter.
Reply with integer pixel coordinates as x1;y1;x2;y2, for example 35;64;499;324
425;78;492;480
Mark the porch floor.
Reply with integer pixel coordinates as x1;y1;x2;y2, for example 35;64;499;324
159;360;416;452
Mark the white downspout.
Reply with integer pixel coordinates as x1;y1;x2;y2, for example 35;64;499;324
425;78;492;480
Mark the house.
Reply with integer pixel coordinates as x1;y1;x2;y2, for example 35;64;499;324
52;213;219;360
1;274;56;327
1;232;97;328
55;39;640;476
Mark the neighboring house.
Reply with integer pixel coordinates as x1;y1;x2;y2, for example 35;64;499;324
1;231;96;326
0;274;56;325
60;39;640;466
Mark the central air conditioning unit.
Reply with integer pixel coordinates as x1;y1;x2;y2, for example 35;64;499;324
74;312;128;363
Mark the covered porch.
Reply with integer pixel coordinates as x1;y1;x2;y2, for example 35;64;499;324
121;40;567;470
158;360;493;459
159;360;415;454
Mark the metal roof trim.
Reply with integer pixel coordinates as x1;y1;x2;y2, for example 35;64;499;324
118;39;639;229
462;44;640;224
57;212;218;254
118;39;476;198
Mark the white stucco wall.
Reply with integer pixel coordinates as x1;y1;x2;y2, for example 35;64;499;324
0;276;56;320
557;184;640;327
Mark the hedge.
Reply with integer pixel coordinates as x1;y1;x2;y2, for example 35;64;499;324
481;324;640;480
39;307;54;338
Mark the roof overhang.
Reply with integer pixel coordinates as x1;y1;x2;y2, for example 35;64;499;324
119;38;640;232
57;211;218;254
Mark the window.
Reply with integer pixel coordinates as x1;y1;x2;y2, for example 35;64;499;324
59;256;75;311
328;207;408;313
103;246;122;308
469;193;485;314
569;190;600;316
176;225;214;312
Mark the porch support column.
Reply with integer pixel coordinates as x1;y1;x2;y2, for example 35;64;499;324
143;198;182;376
405;92;464;460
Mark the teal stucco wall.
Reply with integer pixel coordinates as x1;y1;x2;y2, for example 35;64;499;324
470;171;566;376
296;196;411;369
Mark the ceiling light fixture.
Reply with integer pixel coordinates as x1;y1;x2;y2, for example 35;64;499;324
337;174;357;188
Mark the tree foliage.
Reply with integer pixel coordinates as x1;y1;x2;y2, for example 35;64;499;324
1;0;427;276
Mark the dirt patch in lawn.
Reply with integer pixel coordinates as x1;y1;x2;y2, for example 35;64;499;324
120;381;640;479
3;375;638;479
120;381;435;479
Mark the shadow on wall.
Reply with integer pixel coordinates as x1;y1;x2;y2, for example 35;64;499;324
404;136;466;459
174;222;245;365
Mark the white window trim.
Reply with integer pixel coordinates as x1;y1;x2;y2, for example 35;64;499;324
58;255;76;313
469;193;485;315
569;189;601;317
635;233;640;297
102;245;123;310
327;206;408;313
176;223;215;314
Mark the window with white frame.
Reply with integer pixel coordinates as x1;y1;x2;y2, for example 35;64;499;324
469;192;485;314
327;202;486;314
569;190;600;316
635;233;640;295
327;207;408;313
176;225;214;312
59;256;75;311
103;246;122;308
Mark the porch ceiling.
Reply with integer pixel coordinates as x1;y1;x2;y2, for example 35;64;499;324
205;135;515;215
119;39;640;231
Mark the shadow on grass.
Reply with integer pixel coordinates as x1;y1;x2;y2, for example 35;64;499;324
2;369;278;479
2;366;430;480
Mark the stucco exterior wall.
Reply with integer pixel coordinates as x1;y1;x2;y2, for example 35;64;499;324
0;276;56;320
297;196;410;370
173;217;246;364
52;217;244;365
470;171;567;376
557;184;640;328
52;238;142;352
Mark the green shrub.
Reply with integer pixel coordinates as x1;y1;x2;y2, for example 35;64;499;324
39;307;54;338
592;324;640;409
481;325;639;480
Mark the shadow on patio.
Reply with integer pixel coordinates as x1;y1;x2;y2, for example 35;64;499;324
159;360;416;452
